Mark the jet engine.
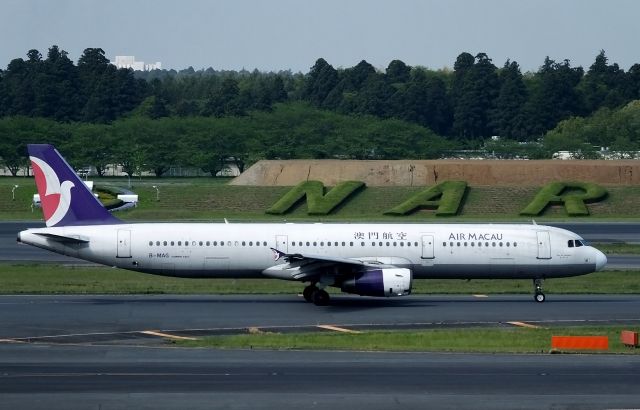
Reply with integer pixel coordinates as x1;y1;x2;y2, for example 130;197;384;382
341;268;412;297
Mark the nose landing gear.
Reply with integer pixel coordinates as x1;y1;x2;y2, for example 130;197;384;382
534;278;545;303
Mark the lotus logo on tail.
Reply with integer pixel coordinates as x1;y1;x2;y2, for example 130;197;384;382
30;156;75;227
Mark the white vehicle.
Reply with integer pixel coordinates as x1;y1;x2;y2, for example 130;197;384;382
18;144;607;305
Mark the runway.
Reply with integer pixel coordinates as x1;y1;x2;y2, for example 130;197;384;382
1;295;640;409
1;344;639;410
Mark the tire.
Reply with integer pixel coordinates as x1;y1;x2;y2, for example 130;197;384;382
312;289;330;306
303;285;316;302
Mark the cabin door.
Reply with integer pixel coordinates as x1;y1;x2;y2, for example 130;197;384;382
117;229;131;258
536;231;551;259
275;235;288;253
421;235;435;259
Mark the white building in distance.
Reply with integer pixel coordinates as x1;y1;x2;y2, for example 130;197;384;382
114;55;162;71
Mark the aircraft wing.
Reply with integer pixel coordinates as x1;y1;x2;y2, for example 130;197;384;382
262;248;398;281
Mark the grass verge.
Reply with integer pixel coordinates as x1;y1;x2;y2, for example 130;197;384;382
176;325;640;354
0;264;638;295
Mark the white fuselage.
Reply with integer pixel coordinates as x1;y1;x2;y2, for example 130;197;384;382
18;223;606;280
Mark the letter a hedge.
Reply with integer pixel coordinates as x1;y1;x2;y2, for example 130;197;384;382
383;181;467;216
266;180;364;215
519;181;607;216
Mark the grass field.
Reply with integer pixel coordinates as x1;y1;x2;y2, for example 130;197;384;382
1;176;640;221
177;325;640;354
0;264;638;295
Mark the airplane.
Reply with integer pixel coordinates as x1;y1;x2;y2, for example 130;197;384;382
17;144;607;305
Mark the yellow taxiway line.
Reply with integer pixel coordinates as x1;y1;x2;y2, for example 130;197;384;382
140;330;198;341
317;325;362;334
506;321;542;329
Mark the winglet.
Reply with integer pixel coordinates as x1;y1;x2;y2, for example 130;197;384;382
28;144;122;227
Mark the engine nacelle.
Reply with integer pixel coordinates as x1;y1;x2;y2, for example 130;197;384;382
341;268;412;297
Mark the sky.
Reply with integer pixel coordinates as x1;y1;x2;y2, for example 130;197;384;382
2;0;639;73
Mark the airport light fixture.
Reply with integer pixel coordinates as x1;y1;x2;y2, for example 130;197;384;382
11;184;19;201
152;185;160;201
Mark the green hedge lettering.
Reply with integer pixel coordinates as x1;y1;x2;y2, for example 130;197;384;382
384;181;467;216
520;181;608;216
266;180;365;215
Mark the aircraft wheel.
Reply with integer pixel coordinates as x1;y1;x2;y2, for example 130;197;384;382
303;285;317;302
534;292;545;303
312;289;330;306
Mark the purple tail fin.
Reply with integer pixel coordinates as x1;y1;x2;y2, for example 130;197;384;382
28;144;122;227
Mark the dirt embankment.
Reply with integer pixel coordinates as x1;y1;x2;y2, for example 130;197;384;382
230;159;640;186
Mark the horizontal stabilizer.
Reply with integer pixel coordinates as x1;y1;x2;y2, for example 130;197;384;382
34;232;89;243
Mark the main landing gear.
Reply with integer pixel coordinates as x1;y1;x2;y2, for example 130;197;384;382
533;278;545;303
303;283;330;306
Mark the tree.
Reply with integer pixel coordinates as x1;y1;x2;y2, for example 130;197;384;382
386;60;411;84
490;60;528;140
302;58;339;106
578;50;626;116
452;53;499;138
526;57;584;136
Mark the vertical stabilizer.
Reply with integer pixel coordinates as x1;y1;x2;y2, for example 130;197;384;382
28;144;122;227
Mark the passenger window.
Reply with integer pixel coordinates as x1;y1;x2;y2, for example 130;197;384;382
443;242;447;247
171;241;174;246
514;242;517;247
457;242;461;247
506;242;510;247
335;242;338;246
156;241;160;246
393;242;397;247
327;242;331;247
342;242;346;246
350;242;353;246
471;242;475;247
313;242;317;246
149;241;153;246
499;242;503;247
400;242;404;247
361;242;365;246
320;242;324;246
199;241;203;246
492;242;496;247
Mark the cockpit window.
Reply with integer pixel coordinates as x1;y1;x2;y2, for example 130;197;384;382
569;239;588;248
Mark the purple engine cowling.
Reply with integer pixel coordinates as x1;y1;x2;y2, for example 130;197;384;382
341;268;412;297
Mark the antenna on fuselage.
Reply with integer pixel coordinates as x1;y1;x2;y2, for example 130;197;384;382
532;219;537;225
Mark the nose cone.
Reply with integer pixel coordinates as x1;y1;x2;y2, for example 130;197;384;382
595;250;607;271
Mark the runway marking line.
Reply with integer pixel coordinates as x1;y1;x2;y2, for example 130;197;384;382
473;294;488;298
317;325;362;334
506;321;542;329
140;330;198;341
